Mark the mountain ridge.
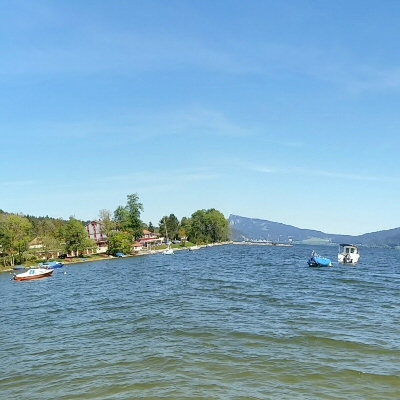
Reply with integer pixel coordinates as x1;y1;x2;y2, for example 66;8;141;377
228;214;400;248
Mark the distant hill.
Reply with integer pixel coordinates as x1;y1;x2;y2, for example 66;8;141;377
228;214;400;248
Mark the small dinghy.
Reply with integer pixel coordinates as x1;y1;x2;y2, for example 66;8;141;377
307;250;332;267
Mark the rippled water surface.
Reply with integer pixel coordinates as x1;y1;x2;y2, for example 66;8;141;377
1;244;400;399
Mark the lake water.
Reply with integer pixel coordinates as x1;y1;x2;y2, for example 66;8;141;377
1;244;400;399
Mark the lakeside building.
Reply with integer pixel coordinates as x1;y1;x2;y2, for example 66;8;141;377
84;224;164;253
138;229;163;249
85;221;108;253
27;225;165;260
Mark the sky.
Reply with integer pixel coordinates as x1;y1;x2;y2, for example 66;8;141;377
1;0;400;236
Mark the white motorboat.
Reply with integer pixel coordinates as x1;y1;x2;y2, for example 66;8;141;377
13;268;53;281
338;244;360;264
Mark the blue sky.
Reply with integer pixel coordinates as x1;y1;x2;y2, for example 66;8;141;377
1;0;400;235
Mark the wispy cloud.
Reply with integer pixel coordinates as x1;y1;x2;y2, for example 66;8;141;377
43;168;222;197
291;167;400;182
2;1;400;96
246;165;276;174
239;162;399;183
156;108;254;138
1;23;260;77
347;66;400;93
96;168;221;186
253;41;400;94
1;107;255;141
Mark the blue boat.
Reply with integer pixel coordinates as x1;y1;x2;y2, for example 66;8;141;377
41;261;64;269
307;251;332;267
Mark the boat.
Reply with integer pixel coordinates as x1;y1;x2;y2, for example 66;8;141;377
307;250;332;267
13;265;26;270
189;245;200;251
13;268;53;281
162;246;174;255
338;244;360;264
42;261;64;269
162;218;174;255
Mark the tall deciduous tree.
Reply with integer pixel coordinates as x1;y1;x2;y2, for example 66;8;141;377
0;214;32;266
159;214;180;241
113;206;129;232
98;209;115;240
107;232;131;256
114;193;144;240
187;209;228;244
36;219;62;260
64;217;95;256
148;222;155;233
126;193;144;240
204;209;229;243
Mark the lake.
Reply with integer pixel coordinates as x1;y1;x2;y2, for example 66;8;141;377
1;244;400;399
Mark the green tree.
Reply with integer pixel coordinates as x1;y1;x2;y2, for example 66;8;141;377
64;217;95;256
98;209;115;240
159;214;180;241
36;219;62;260
204;209;229;243
114;193;144;240
53;218;67;242
0;214;32;266
180;217;191;232
107;232;131;256
187;209;228;244
148;222;155;233
113;206;129;231
41;236;62;260
188;210;206;243
126;193;144;239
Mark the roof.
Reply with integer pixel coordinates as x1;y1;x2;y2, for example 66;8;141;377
29;237;43;245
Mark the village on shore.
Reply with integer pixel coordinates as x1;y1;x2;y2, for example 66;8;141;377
2;240;233;274
0;194;231;273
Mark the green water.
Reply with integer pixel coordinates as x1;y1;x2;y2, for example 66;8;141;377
1;244;399;399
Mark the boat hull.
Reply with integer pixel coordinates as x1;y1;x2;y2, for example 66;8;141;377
338;254;359;264
13;268;53;281
307;256;332;267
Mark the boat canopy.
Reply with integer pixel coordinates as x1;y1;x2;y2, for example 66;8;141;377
339;244;359;254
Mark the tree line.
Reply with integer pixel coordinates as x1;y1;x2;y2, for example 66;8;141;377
0;193;230;267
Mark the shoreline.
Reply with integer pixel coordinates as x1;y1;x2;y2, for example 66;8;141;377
1;242;233;274
232;241;293;247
